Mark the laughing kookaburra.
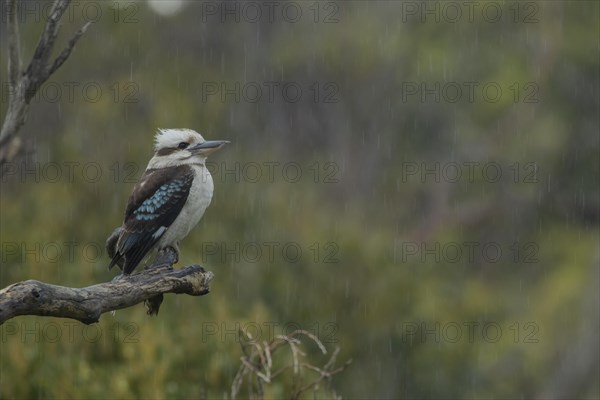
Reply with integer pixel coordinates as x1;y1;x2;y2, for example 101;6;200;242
108;128;229;274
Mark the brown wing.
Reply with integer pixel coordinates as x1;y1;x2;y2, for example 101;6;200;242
108;165;194;274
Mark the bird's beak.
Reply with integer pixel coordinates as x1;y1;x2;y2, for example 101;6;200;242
188;140;230;155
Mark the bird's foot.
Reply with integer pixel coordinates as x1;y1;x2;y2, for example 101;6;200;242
163;245;179;266
170;246;180;264
150;246;178;270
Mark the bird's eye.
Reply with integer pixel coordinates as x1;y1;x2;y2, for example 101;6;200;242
177;142;189;149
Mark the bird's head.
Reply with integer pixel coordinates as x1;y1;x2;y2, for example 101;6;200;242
148;128;229;168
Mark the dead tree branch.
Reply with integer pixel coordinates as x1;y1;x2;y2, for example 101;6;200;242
0;247;214;325
1;0;91;165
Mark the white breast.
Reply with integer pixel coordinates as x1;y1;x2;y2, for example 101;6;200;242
157;164;213;249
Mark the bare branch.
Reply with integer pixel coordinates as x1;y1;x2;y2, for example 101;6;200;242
0;247;214;325
0;0;92;165
48;21;91;76
25;0;71;87
6;0;22;89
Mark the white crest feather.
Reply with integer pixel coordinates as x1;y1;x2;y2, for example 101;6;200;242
154;128;205;151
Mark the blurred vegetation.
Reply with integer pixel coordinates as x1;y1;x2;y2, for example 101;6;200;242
1;1;598;399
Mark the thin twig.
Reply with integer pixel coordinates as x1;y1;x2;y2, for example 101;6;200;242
323;346;341;370
294;359;353;398
1;0;92;164
231;329;351;399
6;0;22;90
263;340;272;376
288;329;328;355
275;335;301;374
48;21;92;76
27;0;71;83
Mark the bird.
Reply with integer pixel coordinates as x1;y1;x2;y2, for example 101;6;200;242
108;128;229;275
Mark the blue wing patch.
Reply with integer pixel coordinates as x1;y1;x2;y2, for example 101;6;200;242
108;165;194;274
133;179;189;221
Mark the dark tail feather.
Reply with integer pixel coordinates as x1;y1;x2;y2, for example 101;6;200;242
106;227;125;271
108;254;123;271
